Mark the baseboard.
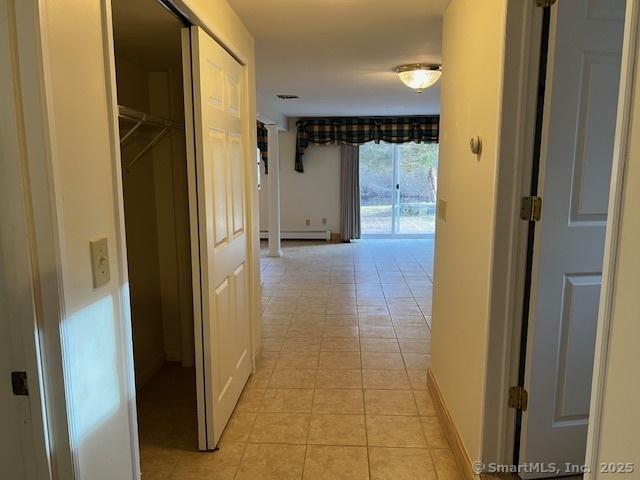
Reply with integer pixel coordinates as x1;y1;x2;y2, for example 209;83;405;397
427;368;478;480
259;230;331;241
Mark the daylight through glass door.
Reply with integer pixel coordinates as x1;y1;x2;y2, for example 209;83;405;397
359;141;438;236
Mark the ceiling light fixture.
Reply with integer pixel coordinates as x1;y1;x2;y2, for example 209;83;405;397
395;64;442;93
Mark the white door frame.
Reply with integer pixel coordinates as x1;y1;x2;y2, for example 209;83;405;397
482;0;640;474
99;0;261;465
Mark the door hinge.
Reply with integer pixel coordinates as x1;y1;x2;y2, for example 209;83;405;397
520;196;542;222
536;0;557;7
508;386;528;411
11;371;29;396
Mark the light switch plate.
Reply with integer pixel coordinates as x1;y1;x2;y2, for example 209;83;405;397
437;199;447;222
90;238;110;288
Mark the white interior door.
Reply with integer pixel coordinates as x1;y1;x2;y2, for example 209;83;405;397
185;25;252;449
520;0;624;476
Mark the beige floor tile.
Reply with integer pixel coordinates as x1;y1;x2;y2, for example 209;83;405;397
398;338;430;354
326;305;358;315
356;296;387;306
322;325;359;338
422;416;449;448
261;388;314;413
413;390;437;416
361;352;405;370
358;305;389;316
430;448;462;480
402;353;429;370
407;370;428;391
263;325;290;338
368;447;437;480
312;389;364;414
358;315;393;327
171;443;245;480
366;415;427;448
364;390;418;415
257;351;280;370
262;314;293;325
249;412;310;444
324;314;358;326
391;315;427;326
388;305;423;316
318;351;361;369
321;337;360;352
360;338;400;353
303;445;369;480
220;412;256;443
282;337;322;353
359;326;397;338
262;337;285;352
308;414;367;446
235;443;306;480
362;370;410;390
287;325;324;338
236;387;265;413
246;368;273;389
394;326;430;339
268;368;317;388
296;303;327;314
276;352;320;369
316;369;363;389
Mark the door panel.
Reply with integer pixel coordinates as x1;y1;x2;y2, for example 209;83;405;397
359;141;395;235
519;0;623;475
188;25;252;448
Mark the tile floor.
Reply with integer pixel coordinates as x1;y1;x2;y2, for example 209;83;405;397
139;239;459;479
224;239;452;480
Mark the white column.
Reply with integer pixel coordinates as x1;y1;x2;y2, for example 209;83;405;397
266;124;282;257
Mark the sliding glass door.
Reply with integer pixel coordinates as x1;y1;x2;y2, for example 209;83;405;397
360;141;438;236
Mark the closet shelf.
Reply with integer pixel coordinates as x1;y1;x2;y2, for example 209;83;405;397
118;105;184;171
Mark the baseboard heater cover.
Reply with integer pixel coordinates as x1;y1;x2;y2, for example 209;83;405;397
260;230;331;241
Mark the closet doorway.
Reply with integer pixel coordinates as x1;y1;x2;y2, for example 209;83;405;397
110;0;254;471
112;0;198;466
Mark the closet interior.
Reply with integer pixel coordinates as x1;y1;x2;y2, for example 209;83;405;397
111;0;198;468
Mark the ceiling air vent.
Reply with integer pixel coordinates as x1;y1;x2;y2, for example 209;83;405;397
277;94;299;100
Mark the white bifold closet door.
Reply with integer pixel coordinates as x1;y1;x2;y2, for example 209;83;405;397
182;25;252;450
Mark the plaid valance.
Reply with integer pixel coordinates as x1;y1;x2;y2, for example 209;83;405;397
257;121;269;174
295;116;439;172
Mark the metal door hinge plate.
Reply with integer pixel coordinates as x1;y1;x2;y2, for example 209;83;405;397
11;371;29;396
509;386;528;411
536;0;557;7
520;196;542;222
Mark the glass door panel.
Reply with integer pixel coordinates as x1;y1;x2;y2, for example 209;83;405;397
360;142;395;234
397;143;438;235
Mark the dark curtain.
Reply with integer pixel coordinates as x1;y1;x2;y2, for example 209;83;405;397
340;144;361;241
257;121;269;174
295;115;439;172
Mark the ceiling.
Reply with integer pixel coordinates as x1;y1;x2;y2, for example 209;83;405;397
111;0;184;71
227;0;447;118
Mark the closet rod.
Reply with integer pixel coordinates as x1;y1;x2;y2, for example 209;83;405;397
118;105;173;128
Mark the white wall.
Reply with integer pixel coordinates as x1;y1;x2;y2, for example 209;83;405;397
430;0;508;463
259;118;341;234
592;31;640;475
116;58;194;387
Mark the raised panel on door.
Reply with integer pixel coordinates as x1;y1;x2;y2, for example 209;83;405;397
188;25;252;450
519;0;624;475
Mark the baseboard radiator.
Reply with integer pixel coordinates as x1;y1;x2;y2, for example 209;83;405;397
260;230;331;241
